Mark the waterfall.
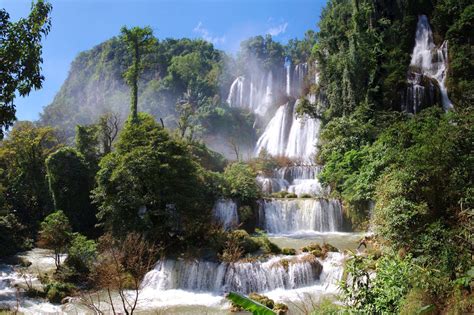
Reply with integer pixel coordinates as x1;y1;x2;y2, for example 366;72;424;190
226;76;245;108
212;199;238;230
406;15;453;111
226;71;280;118
285;107;320;160
291;63;309;98
257;166;326;196
142;253;322;294
286;63;291;97
255;99;319;163
255;103;293;157
260;199;344;234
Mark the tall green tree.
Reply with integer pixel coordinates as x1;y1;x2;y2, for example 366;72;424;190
0;1;52;138
120;26;156;123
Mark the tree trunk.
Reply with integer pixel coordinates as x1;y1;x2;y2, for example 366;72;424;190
131;43;139;123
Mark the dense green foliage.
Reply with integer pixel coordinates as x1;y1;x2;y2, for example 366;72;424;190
46;147;97;235
64;233;97;276
223;162;260;203
313;0;473;312
0;122;61;231
38;210;72;268
0;1;52;137
93;113;216;249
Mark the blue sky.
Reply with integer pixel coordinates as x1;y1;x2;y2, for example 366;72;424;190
2;0;326;121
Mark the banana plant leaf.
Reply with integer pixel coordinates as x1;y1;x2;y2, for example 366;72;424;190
226;291;276;315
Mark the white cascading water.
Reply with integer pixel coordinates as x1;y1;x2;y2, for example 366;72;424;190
285;106;320;160
255;99;319;163
408;15;453;111
260;199;343;234
212;199;239;230
141;253;322;294
291;62;309;98
226;71;277;118
257;166;326;196
255;103;294;157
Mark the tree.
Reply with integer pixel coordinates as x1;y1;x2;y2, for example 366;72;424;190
93;113;210;244
0;122;62;229
75;124;100;166
92;233;159;315
223;162;260;203
0;1;52;138
65;233;97;276
98;112;120;155
38;210;72;269
120;26;156;123
45;147;97;235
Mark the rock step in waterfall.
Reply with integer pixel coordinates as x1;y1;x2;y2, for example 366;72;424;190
402;14;453;113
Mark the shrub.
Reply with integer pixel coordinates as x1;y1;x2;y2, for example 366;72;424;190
229;230;260;254
340;253;414;314
238;205;253;224
281;248;297;255
322;243;339;253
257;237;281;255
43;281;76;303
271;191;289;198
301;243;322;252
65;233;97;275
285;193;298;198
223;162;260;203
38;211;72;269
249;293;274;309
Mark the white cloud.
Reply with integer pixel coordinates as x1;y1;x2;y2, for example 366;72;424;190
266;22;288;36
193;22;226;45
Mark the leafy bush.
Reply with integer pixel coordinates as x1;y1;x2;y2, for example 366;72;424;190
65;233;97;275
281;248;296;255
223;162;260;203
0;214;31;257
228;230;260;254
271;191;289;198
43;281;76;303
38;211;72;269
340;253;414;314
257;237;281;255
